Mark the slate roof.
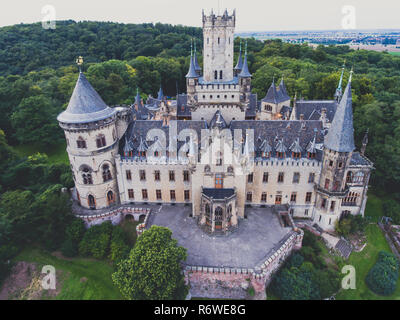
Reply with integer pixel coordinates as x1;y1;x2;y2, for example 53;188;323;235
324;81;355;152
245;93;258;118
350;152;373;167
295;100;337;122
57;72;116;124
176;94;191;117
238;53;251;78
120;119;325;161
234;45;243;71
262;82;280;104
202;188;235;199
210;110;228;129
186;56;199;78
278;78;290;102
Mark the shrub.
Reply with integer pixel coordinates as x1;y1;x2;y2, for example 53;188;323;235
109;226;130;263
61;238;78;257
65;218;86;244
79;221;113;259
383;199;400;224
366;251;399;296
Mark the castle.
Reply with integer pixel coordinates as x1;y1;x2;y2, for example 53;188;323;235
57;9;373;233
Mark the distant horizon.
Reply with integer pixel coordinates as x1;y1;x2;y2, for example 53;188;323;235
2;19;400;35
0;0;399;31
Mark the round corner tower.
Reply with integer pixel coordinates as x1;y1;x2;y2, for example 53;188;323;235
202;9;235;82
57;72;120;210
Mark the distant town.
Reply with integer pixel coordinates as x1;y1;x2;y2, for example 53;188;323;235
237;29;400;54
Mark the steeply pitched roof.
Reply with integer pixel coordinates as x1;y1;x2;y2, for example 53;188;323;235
157;86;164;100
186;56;198;78
57;72;116;123
295;100;337;122
234;42;243;71
278;78;290;102
238;52;251;78
324;81;355;152
262;82;280;104
210;110;228;130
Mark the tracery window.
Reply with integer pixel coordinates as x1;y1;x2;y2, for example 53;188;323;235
102;164;112;182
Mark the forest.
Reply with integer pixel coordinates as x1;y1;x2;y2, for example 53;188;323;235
1;20;400;290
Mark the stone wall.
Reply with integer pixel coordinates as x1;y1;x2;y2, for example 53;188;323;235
76;206;151;228
184;229;303;300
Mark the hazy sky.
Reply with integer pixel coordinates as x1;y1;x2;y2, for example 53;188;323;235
0;0;399;31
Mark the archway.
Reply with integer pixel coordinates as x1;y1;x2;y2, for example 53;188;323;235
88;195;96;209
215;206;223;230
107;191;115;206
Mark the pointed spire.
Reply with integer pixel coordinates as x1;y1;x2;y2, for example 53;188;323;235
324;74;355;152
234;40;243;72
186;39;198;78
260;139;272;154
238;41;251;78
157;85;164;100
278;76;290;102
307;131;317;154
135;88;142;106
275;138;287;153
193;41;201;73
335;60;346;102
137;136;148;152
262;80;279;104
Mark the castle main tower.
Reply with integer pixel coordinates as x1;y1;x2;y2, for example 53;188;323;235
202;9;235;82
57;72;120;210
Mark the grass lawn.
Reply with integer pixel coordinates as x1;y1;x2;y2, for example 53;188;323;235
336;224;400;300
14;247;123;300
13;142;68;164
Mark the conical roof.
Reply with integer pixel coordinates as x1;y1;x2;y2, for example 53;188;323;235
278;78;290;102
289;138;302;153
157;86;164;100
324;79;355;152
57;72;115;124
238;52;251;78
193;43;201;73
234;42;243;71
262;81;279;104
186;55;198;78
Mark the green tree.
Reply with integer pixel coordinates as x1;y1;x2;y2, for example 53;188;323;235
112;225;187;300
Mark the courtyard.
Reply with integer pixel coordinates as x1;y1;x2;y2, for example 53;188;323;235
147;205;292;268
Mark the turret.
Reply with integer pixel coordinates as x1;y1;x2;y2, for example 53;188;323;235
186;40;199;106
334;60;346;102
238;41;252;104
57;70;120;210
234;40;243;76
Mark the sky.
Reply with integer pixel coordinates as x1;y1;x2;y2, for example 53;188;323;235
0;0;399;31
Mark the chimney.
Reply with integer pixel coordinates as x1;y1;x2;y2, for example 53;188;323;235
320;108;327;123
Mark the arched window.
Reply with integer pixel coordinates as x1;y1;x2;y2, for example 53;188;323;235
205;203;211;216
354;171;365;183
204;165;211;173
227;166;234;173
81;165;93;184
346;171;353;183
227;204;232;215
215;207;223;220
220;70;223;79
216;152;223;166
102;164;112;182
107;191;115;205
96;134;106;148
77;136;86;149
214;70;218;80
88;195;96;209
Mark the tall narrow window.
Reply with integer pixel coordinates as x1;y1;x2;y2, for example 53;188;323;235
290;192;297;203
183;170;189;182
215;70;218;80
278;172;284;183
102;164;112;182
247;173;253;183
261;192;267;202
88;195;96;209
247;192;253;202
305;192;312;203
170;190;176;201
142;189;148;200
126;170;131;180
154;170;160;181
324;178;330;189
184;190;190;201
215;174;223;189
107;191;115;205
128;189;134;199
140;170;146;181
169;170;175;182
77;137;86;149
96;134;106;148
292;172;300;183
263;172;269;183
308;173;315;183
220;70;223;79
156;190;162;200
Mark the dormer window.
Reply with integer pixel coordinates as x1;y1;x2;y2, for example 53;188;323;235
277;152;285;159
292;152;301;159
307;152;316;159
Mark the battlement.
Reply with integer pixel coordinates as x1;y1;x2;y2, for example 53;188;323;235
202;9;236;28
